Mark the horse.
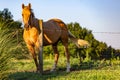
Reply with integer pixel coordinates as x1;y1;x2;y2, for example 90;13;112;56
22;3;89;73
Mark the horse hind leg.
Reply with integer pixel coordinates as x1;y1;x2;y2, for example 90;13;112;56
51;44;59;72
61;37;71;72
63;43;71;72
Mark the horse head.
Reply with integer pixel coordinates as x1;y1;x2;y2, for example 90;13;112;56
22;3;34;28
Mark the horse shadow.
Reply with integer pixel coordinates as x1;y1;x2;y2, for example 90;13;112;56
8;69;70;80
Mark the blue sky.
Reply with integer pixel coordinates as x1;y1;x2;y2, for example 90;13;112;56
0;0;120;49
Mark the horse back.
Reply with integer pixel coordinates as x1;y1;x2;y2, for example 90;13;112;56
42;19;68;46
49;19;68;31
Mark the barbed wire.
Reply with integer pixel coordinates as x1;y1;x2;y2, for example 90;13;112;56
42;29;120;35
93;32;120;34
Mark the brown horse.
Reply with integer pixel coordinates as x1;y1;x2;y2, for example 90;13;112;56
22;3;89;72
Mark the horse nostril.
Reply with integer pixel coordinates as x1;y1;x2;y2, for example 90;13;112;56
24;24;29;28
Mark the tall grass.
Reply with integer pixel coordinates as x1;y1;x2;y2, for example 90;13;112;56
0;21;19;79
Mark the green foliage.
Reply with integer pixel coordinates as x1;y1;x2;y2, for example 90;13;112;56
0;8;13;22
0;21;17;79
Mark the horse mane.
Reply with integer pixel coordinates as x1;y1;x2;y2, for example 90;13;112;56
30;9;35;18
29;9;37;27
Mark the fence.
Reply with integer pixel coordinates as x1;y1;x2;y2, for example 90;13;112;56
93;32;120;49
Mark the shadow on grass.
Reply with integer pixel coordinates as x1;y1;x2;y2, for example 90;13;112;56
8;66;92;80
71;60;112;71
8;69;70;80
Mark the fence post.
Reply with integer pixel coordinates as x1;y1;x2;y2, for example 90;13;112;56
39;19;43;74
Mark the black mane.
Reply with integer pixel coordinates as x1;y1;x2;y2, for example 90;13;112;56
30;9;35;18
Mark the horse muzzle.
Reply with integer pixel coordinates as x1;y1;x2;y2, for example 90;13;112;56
24;24;29;28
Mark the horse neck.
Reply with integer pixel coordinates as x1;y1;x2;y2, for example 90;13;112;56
30;16;37;26
30;17;41;33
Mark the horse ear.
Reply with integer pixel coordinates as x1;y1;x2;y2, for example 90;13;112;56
28;3;31;9
22;4;24;9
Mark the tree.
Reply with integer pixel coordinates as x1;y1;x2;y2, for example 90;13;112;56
0;8;13;22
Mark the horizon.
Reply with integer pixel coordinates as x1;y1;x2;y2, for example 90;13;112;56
0;0;120;49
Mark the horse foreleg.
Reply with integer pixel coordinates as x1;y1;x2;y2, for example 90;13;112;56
51;45;59;72
64;44;71;72
27;45;39;72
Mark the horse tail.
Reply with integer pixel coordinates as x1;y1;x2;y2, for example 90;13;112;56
68;31;89;48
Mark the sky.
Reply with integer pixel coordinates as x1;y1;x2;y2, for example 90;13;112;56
0;0;120;49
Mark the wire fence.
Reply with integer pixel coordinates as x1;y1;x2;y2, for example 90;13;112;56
93;32;120;34
93;32;120;49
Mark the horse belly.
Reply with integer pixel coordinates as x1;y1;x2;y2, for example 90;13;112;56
43;28;61;46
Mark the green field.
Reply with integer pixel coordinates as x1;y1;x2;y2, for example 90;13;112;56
7;57;120;80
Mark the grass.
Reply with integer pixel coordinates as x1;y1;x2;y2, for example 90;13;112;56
7;57;120;80
0;21;20;79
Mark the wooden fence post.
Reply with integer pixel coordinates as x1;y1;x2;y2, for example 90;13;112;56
39;19;43;74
